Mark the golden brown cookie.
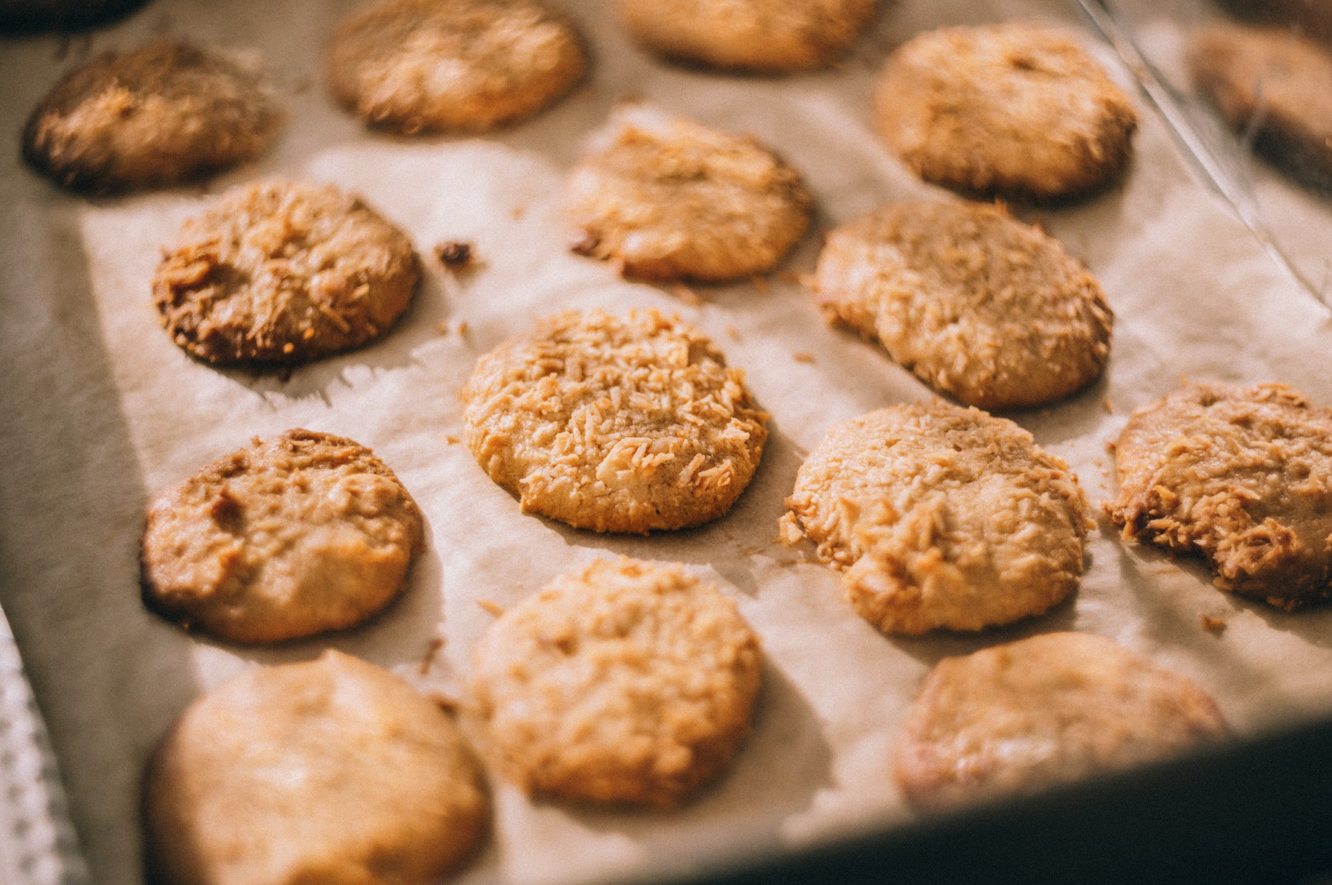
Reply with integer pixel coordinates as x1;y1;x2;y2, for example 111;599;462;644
892;632;1228;810
616;0;879;72
327;0;588;134
1107;381;1332;610
780;402;1092;634
1189;24;1332;190
874;22;1138;203
140;430;425;644
152;178;419;367
812;200;1113;410
21;39;281;194
462;309;769;534
0;0;148;32
469;558;762;807
145;650;489;885
565;110;812;281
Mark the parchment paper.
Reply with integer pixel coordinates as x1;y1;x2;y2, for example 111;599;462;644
3;1;1332;884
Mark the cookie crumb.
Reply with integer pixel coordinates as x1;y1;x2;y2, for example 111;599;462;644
419;637;446;674
569;228;599;255
724;325;740;340
445;435;460;445
436;320;450;335
1103;398;1114;414
427;692;460;715
1200;614;1227;635
670;283;704;306
792;351;815;364
476;598;505;617
434;240;474;266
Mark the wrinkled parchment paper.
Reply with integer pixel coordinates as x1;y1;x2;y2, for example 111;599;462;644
4;1;1332;883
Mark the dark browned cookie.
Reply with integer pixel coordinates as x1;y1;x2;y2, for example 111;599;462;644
153;178;419;367
141;430;425;644
616;0;879;72
145;651;489;885
1108;382;1332;610
22;39;281;194
811;200;1113;409
565;110;812;281
327;0;588;134
0;0;149;32
1214;0;1332;44
893;632;1228;810
1189;23;1332;190
874;22;1138;203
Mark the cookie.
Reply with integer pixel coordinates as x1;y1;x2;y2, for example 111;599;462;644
779;402;1092;634
0;0;148;32
152;178;419;366
892;632;1229;810
1214;0;1332;45
327;0;588;134
616;0;879;72
140;429;425;644
462;309;769;534
1188;24;1332;190
21;39;281;194
469;558;762;807
812;200;1113;410
145;650;489;885
1107;382;1332;610
565;110;812;281
873;22;1138;202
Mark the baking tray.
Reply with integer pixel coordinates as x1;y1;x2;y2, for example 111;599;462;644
3;0;1332;883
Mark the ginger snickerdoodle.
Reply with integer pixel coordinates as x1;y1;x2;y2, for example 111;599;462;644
152;178;418;367
874;22;1138;203
462;309;769;534
327;0;587;134
565;111;812;281
892;632;1228;810
1108;381;1332;610
616;0;879;72
1189;24;1332;190
812;200;1113;410
21;39;281;194
144;651;489;885
469;558;762;807
140;430;425;644
780;402;1092;635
